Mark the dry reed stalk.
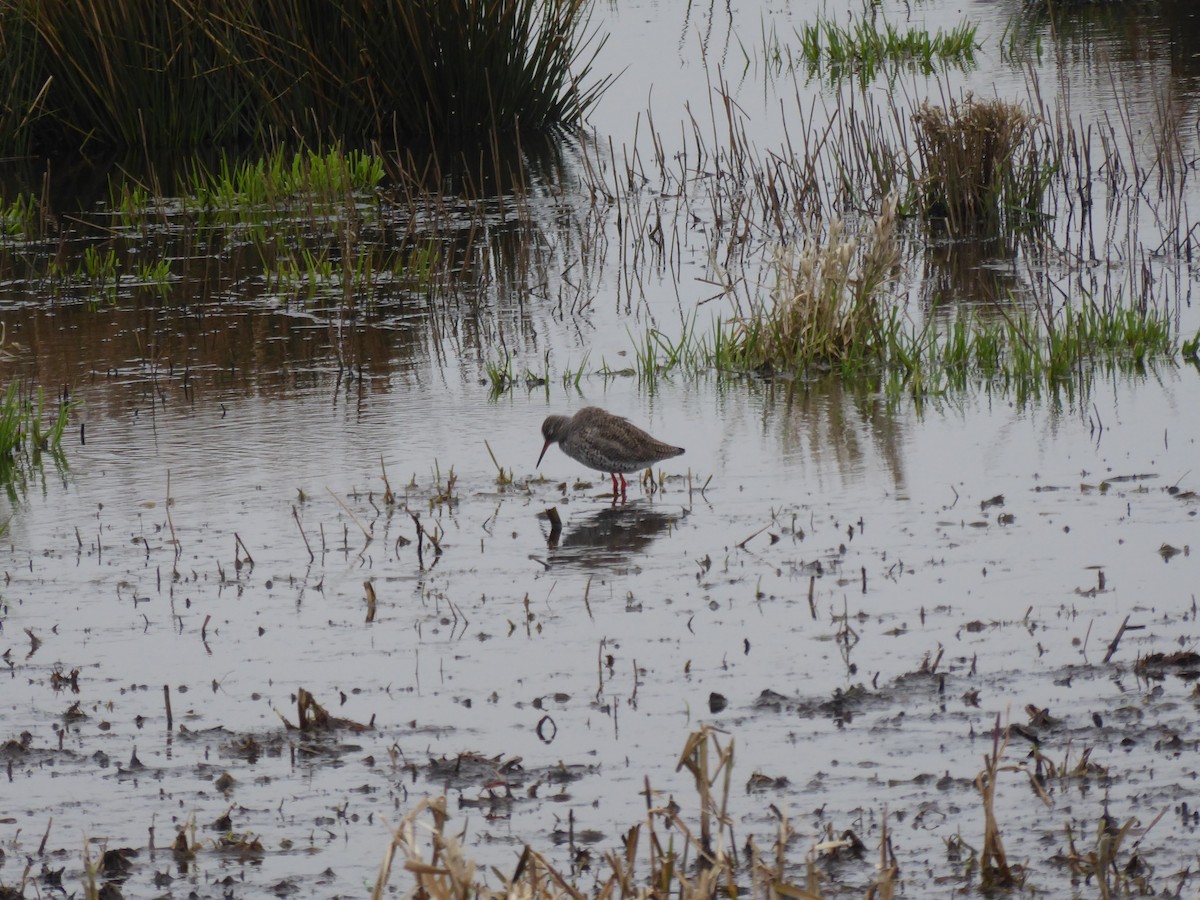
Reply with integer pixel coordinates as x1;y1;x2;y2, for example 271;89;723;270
372;796;478;900
1064;805;1167;899
292;505;314;562
674;725;735;863
80;844;99;900
326;487;372;543
748;806;826;899
380;456;395;505
374;796;591;900
866;812;899;900
976;717;1013;886
974;714;1054;889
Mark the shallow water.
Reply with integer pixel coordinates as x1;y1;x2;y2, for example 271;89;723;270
2;0;1200;897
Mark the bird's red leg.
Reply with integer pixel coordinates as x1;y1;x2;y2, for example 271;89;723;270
610;472;619;496
618;472;628;501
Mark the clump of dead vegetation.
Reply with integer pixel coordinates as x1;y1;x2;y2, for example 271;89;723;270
365;717;1173;899
725;193;902;374
912;93;1048;232
372;726;899;900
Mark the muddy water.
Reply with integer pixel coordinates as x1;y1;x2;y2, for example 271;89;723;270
3;0;1200;897
3;357;1197;895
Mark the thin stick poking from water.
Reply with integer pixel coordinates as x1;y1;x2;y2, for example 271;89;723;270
165;470;179;558
737;523;770;549
379;457;395;505
1103;614;1141;664
410;512;425;569
163;685;173;732
327;487;372;543
484;440;511;485
234;533;254;566
292;506;314;563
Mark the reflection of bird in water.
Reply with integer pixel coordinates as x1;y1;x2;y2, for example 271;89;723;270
537;407;684;501
549;502;682;570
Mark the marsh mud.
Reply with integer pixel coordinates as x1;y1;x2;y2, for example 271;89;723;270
3;0;1200;897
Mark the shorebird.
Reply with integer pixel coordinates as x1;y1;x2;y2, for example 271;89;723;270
536;406;684;500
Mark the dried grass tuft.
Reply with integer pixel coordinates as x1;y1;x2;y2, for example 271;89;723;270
728;193;901;373
373;727;796;900
913;93;1047;232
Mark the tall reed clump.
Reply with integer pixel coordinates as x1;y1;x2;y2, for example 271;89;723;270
912;94;1050;232
724;194;902;374
0;0;611;154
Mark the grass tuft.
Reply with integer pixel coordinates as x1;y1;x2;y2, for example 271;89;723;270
0;382;77;496
913;94;1050;232
1;193;39;239
796;14;978;83
725;194;902;373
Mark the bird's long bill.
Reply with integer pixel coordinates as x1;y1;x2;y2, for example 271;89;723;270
536;440;552;468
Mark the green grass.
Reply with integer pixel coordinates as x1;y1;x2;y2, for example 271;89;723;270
0;383;76;493
263;239;447;306
134;258;173;298
11;142;477;318
630;316;703;381
186;146;385;216
889;297;1176;403
600;196;1180;402
1000;13;1045;64
484;351;551;399
80;245;119;283
794;14;978;82
615;296;1178;406
1183;331;1200;363
0;0;611;154
1;193;38;238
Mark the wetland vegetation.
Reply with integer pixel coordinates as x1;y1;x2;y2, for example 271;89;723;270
0;0;610;151
1;0;1199;898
